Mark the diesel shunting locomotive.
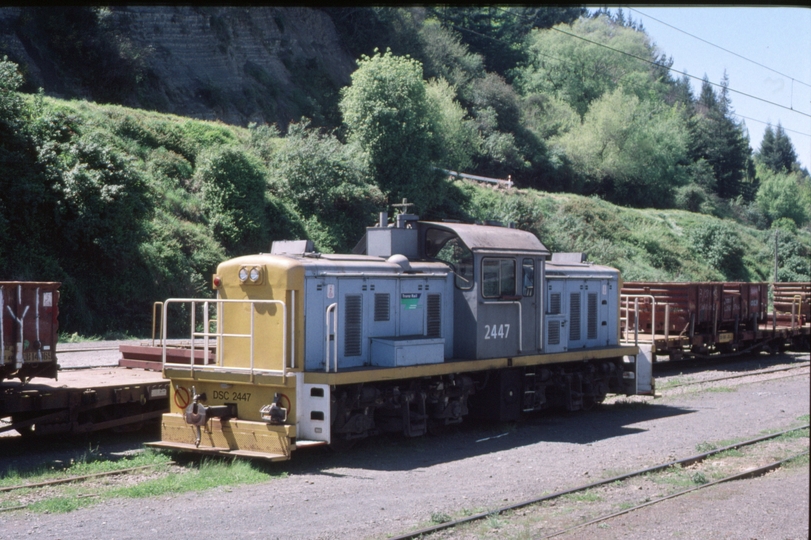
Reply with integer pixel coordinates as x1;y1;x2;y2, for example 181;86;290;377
148;205;651;460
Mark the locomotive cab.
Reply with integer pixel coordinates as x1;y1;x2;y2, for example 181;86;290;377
418;221;549;360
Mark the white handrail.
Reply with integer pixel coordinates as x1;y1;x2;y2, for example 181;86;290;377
325;303;338;373
161;298;289;378
290;290;296;370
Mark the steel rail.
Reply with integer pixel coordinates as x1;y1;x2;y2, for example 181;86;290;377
659;362;810;389
387;425;809;540
0;493;100;513
58;364;121;370
542;450;809;539
55;347;121;353
667;336;807;362
0;462;175;494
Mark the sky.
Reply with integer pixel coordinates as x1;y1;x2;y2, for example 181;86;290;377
604;6;811;173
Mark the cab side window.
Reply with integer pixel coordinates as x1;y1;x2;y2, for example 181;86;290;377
482;258;516;298
426;228;473;290
522;259;534;297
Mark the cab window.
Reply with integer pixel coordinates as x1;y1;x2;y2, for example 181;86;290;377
482;258;515;298
522;259;535;297
426;228;473;290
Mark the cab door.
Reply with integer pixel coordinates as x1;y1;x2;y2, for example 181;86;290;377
477;257;521;358
519;258;538;353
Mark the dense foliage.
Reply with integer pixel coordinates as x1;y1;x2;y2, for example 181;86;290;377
1;6;810;336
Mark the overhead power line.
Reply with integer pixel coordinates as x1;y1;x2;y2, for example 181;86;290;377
628;7;811;89
547;24;811;119
446;8;811;136
735;113;811;139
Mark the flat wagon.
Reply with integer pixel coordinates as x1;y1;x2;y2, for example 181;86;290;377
621;281;810;360
1;281;169;436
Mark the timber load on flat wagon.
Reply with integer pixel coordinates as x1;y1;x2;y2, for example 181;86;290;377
773;282;810;326
620;281;810;361
0;281;169;437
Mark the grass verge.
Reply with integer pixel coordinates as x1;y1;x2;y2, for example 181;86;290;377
1;450;285;514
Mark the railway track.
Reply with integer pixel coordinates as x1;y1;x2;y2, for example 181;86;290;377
0;462;173;509
55;346;121;353
655;361;810;391
389;425;810;540
540;450;808;539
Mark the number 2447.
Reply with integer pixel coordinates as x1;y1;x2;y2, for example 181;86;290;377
484;323;510;339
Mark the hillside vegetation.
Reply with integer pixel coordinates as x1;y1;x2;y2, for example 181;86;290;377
2;94;807;336
0;7;809;337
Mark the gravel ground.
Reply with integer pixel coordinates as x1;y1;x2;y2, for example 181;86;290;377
0;350;808;540
568;466;809;540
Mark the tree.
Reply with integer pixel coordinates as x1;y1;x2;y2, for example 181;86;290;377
196;147;269;254
688;74;752;200
0;56;24;128
514;15;664;118
687;221;746;280
418;22;544;181
428;7;584;77
425;78;480;172
416;19;485;92
758;123;798;173
340;49;443;212
755;162;811;227
269;121;384;252
552;88;689;207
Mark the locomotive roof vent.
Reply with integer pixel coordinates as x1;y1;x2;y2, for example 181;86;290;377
551;252;588;264
270;239;315;255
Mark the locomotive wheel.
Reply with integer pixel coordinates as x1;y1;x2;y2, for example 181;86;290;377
427;419;450;436
582;394;605;411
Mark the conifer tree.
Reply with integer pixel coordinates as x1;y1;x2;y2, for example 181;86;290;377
688;74;752;199
758;122;798;173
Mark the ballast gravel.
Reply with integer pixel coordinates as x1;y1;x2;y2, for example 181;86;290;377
0;351;808;540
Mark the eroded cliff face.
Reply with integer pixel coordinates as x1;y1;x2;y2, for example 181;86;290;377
0;6;356;128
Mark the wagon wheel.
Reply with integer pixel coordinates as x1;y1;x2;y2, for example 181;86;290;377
10;415;71;437
11;416;35;437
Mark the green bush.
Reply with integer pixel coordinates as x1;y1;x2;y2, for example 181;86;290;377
686;221;746;280
196;146;269;254
755;166;811;227
270;121;384;252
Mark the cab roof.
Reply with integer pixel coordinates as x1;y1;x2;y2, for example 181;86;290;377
419;221;550;256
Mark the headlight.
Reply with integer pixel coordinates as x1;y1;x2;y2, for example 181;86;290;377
238;266;262;284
